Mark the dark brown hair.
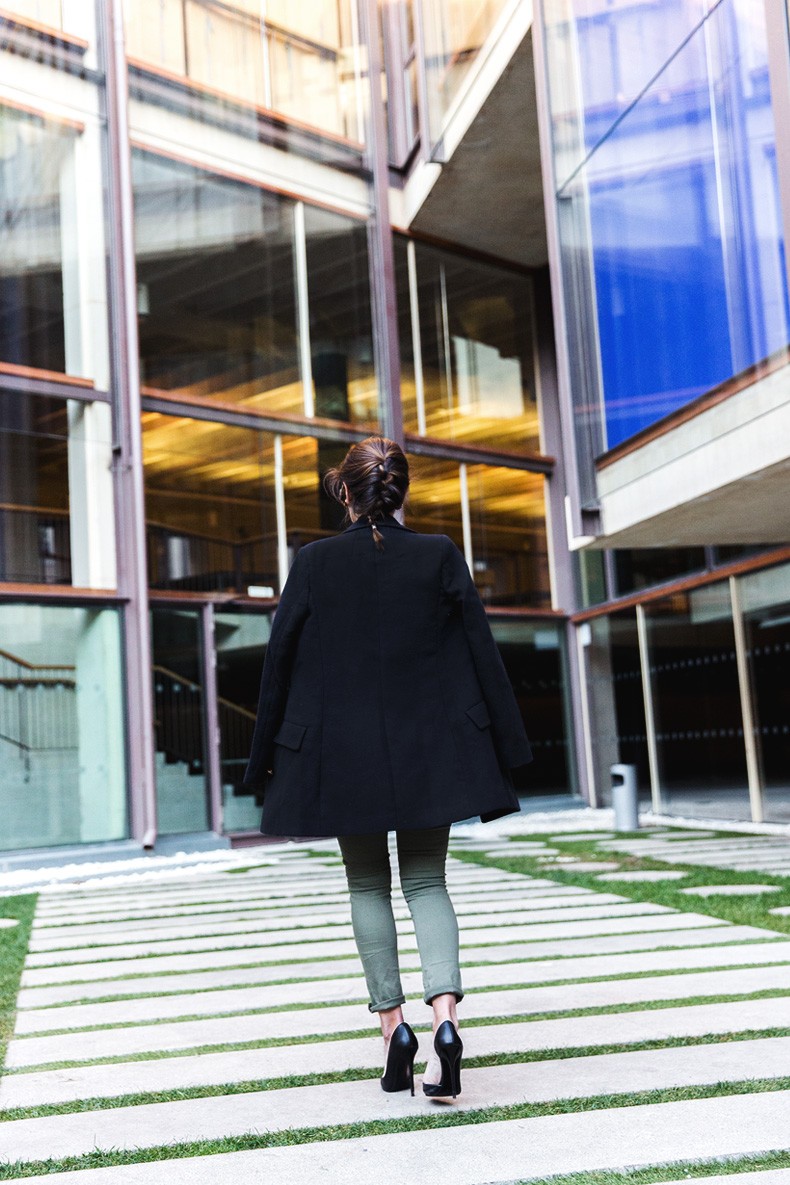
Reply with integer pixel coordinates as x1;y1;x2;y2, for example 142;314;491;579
323;436;409;551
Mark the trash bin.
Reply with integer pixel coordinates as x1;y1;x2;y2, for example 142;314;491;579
611;763;639;831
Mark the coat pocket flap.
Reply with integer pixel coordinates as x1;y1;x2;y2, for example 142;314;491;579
465;699;491;729
273;719;307;751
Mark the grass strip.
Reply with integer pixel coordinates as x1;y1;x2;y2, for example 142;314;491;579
1;1077;789;1177
3;1026;790;1123
0;895;37;1077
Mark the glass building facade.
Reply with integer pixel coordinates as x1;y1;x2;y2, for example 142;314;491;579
1;0;789;852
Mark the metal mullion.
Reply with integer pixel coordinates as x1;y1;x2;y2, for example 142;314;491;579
274;432;289;591
764;0;790;309
635;602;662;814
730;574;764;823
200;602;224;835
573;622;597;807
406;238;427;435
293;201;314;419
99;0;158;848
458;461;473;573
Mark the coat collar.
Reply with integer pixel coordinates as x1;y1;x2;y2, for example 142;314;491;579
343;513;414;533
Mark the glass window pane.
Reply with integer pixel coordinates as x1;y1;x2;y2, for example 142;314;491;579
214;608;270;833
403;453;464;546
404;242;540;454
0;604;127;850
151;607;209;834
490;618;575;798
467;465;550;608
740;562;790;823
133;151;304;418
123;0;363;143
586;610;651;807
421;0;511;143
613;548;707;597
142;413;278;595
303;205;379;427
0;391;114;589
644;583;750;820
282;435;347;552
0;105;77;375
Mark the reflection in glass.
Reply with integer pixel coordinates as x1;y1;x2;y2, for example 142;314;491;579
466;465;549;608
613;548;707;597
213;609;270;832
0;391;115;589
151;608;209;834
0;604;126;850
123;0;363;142
542;0;789;456
585;611;650;806
303;205;379;427
490;618;574;798
741;563;790;823
403;453;464;547
282;434;347;553
0;105;76;374
133;151;304;419
0;1;62;29
398;239;539;454
644;585;750;820
142;413;278;594
421;0;510;143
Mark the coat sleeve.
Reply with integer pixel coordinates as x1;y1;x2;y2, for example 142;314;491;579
441;535;532;770
242;547;311;789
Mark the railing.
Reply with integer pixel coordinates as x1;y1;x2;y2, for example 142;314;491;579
0;647;77;757
147;524;279;593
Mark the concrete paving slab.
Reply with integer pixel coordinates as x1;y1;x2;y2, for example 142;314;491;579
10;961;790;1067
27;902;662;954
597;871;689;882
18;914;735;988
2;1037;789;1164
0;918;19;928
6;995;789;1111
16;939;790;1030
681;885;784;897
30;890;608;936
537;861;622;872
13;1090;790;1185
20;905;705;971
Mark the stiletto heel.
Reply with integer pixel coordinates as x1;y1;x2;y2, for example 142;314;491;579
381;1022;419;1094
423;1020;463;1099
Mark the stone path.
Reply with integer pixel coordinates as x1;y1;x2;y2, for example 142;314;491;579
1;828;790;1182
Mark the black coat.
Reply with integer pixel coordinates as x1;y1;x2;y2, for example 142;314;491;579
243;513;532;836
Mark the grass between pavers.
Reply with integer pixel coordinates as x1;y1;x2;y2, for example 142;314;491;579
510;1149;790;1185
0;896;36;1077
18;958;790;1032
452;832;790;936
1;1079;789;1177
3;1028;790;1123
8;988;790;1074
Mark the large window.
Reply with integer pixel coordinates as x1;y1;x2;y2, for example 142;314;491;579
0;105;76;375
0;603;127;850
396;237;540;454
133;151;378;430
542;0;789;467
142;413;278;594
123;0;363;143
741;563;790;824
467;464;549;608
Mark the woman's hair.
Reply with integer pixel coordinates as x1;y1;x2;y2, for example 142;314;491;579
323;436;409;551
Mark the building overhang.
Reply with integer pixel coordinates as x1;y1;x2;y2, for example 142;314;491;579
590;351;790;548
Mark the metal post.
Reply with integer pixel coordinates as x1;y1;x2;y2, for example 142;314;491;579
201;603;224;836
359;0;404;445
458;461;473;573
730;574;764;822
636;603;662;814
274;432;289;590
98;0;157;848
407;238;427;435
293;202;314;419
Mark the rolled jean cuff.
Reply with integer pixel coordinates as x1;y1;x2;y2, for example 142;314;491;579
424;985;464;1006
368;993;406;1013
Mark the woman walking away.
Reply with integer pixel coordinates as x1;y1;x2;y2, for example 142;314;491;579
243;436;532;1098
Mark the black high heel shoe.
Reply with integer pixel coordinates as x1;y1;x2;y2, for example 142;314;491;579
422;1020;463;1099
380;1022;419;1095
